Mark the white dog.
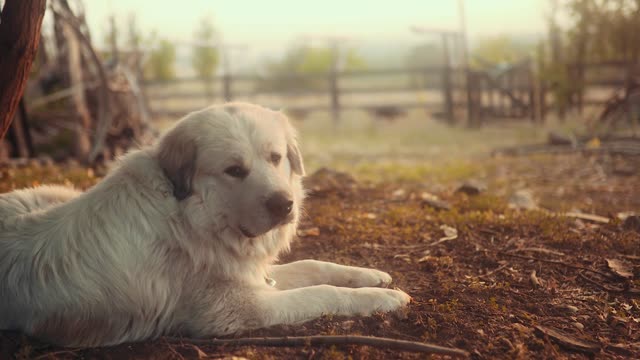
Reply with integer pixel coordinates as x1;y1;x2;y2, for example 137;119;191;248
0;102;410;347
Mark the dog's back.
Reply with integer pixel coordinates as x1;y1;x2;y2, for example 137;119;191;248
0;185;81;219
0;185;81;329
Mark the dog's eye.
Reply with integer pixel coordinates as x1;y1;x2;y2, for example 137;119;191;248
270;153;282;165
224;165;248;179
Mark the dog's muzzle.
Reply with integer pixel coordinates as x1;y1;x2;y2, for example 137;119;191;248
265;191;293;223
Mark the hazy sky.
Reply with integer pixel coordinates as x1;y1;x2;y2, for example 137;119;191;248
85;0;550;50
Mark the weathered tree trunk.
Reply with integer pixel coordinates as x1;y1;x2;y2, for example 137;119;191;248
62;21;92;160
6;98;35;158
0;0;47;139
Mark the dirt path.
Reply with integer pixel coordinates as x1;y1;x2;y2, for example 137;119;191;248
1;152;639;359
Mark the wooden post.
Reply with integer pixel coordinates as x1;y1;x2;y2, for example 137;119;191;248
488;77;495;116
329;69;340;126
625;60;635;125
221;46;233;102
465;70;475;125
540;79;547;123
329;42;341;126
223;73;233;102
0;0;47;139
441;34;454;125
505;69;515;118
515;70;522;118
466;71;482;127
528;62;536;122
576;64;585;115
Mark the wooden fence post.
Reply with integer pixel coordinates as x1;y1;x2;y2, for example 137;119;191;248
442;65;454;125
329;69;340;126
441;34;454;125
540;79;547;123
204;76;215;103
466;71;481;127
488;76;495;117
223;73;233;102
508;70;516;118
528;62;537;123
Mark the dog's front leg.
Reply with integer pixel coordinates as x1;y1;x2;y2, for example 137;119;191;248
269;260;392;290
179;283;409;337
256;285;410;328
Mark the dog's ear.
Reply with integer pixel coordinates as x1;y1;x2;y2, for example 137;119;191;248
157;126;197;200
281;113;305;176
287;141;305;176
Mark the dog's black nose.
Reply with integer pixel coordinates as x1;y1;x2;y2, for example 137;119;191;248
266;191;293;220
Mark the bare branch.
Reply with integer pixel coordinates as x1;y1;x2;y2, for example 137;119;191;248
164;335;470;357
51;5;112;164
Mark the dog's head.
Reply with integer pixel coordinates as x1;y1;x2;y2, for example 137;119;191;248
155;102;305;241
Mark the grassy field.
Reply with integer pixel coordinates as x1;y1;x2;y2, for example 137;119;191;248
296;109;592;182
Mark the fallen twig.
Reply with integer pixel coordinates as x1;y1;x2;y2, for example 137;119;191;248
480;263;510;279
509;247;565;256
534;325;600;353
428;225;458;247
498;252;614;279
605;259;634;279
530;270;542;288
34;350;80;359
427;237;457;247
562;212;610;224
163;335;470;357
578;271;640;295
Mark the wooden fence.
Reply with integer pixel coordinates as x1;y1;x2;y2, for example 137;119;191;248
143;61;635;126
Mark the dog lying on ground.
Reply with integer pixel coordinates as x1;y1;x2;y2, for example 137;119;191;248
0;102;410;347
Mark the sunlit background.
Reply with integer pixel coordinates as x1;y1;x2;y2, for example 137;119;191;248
81;0;549;74
2;2;640;358
3;0;639;185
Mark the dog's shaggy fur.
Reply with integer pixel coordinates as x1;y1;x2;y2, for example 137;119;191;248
0;102;410;347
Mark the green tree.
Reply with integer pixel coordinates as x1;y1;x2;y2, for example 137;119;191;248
537;0;640;119
564;0;640;63
145;36;176;81
191;16;219;80
470;35;533;69
259;44;367;92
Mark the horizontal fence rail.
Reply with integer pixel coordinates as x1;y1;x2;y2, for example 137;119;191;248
143;62;634;124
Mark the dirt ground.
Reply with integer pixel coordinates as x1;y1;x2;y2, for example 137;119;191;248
1;151;639;359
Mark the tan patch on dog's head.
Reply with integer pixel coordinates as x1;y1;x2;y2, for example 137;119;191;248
157;125;198;200
279;112;305;176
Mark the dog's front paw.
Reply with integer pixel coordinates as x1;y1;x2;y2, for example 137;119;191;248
352;288;411;315
347;268;393;288
377;288;411;312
